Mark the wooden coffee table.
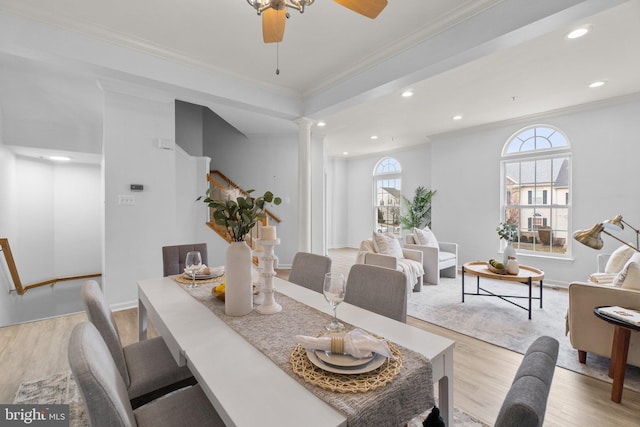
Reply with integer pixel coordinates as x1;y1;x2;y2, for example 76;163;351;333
462;261;544;319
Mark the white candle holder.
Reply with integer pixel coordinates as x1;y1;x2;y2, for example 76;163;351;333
255;238;282;314
252;248;265;305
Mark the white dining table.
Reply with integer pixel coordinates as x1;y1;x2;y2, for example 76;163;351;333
138;276;455;426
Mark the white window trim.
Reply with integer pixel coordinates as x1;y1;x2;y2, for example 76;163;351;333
500;126;572;260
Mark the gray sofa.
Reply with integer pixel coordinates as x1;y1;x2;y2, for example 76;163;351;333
494;336;559;427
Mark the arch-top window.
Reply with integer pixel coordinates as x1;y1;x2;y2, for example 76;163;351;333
501;125;571;257
374;157;401;235
503;126;569;155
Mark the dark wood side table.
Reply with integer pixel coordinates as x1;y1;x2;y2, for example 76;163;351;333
593;306;640;403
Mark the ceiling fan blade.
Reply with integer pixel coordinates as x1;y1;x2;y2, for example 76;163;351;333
333;0;388;19
262;8;286;43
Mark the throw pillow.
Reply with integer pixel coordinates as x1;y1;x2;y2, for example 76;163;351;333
613;252;640;289
605;245;637;274
413;227;439;248
372;232;404;259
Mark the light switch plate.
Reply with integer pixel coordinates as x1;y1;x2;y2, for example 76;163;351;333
118;195;135;205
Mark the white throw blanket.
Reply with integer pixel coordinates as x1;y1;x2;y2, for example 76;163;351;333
397;259;424;294
356;239;424;294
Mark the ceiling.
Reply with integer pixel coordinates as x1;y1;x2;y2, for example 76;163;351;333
1;0;640;159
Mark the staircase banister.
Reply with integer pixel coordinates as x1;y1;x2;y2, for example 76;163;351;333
207;171;281;223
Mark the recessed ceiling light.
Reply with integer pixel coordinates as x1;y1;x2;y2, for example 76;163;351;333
49;156;71;161
566;25;591;40
452;115;463;121
370;135;378;140
317;121;326;127
589;80;606;88
342;152;349;156
401;90;413;98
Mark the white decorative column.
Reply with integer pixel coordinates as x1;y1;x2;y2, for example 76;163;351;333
296;117;313;253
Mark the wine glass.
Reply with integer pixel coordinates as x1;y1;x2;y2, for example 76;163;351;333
184;251;202;289
323;273;346;331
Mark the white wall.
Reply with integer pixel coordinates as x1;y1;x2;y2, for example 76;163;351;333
102;89;209;307
431;95;640;285
208;132;298;266
327;157;349;249
0;153;102;326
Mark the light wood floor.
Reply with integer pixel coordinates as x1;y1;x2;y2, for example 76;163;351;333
1;248;639;426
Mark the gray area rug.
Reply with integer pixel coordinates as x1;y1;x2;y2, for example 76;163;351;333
14;370;488;426
408;276;640;392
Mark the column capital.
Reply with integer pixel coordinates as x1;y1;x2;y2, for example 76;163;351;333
295;117;314;130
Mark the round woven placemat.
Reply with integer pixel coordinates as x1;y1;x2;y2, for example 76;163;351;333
175;273;224;285
290;343;403;393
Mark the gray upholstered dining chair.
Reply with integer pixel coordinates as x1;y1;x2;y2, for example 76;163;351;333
81;280;196;408
288;251;332;294
494;336;558;427
69;321;225;427
345;264;407;323
162;243;208;276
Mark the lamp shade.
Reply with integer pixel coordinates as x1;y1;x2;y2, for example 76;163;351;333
603;214;624;231
573;223;604;250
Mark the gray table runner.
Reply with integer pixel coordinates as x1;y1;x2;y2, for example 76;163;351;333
176;279;434;427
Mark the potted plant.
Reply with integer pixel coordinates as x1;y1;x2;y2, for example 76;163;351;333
201;189;281;242
199;189;281;316
400;186;436;231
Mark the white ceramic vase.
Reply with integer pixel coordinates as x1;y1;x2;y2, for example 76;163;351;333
225;241;253;316
506;256;520;275
503;241;516;265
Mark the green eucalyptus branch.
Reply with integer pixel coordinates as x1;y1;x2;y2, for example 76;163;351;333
198;189;282;242
496;222;518;242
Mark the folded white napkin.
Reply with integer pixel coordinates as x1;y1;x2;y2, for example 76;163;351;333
296;328;394;359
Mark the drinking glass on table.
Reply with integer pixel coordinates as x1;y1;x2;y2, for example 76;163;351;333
184;251;202;289
323;272;346;331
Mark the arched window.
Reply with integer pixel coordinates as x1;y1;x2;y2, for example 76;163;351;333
374;157;401;235
501;125;571;257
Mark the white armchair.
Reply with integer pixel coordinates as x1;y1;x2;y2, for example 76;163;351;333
356;235;424;293
405;228;458;285
567;245;640;366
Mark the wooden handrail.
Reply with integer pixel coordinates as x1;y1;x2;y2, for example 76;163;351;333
0;238;101;295
208;170;282;223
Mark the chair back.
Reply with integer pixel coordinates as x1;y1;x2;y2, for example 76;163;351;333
494;336;558;427
81;280;130;387
162;243;208;276
68;322;137;427
345;264;407;322
288;252;332;294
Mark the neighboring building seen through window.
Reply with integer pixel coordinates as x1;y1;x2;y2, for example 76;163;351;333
374;157;401;235
501;126;571;256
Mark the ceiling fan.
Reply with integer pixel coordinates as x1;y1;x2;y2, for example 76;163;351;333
247;0;388;43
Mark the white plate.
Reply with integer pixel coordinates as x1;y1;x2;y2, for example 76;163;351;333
306;350;386;374
315;350;374;368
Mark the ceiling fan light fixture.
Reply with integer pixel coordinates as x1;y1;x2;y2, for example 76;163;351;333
248;0;314;14
251;0;385;43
